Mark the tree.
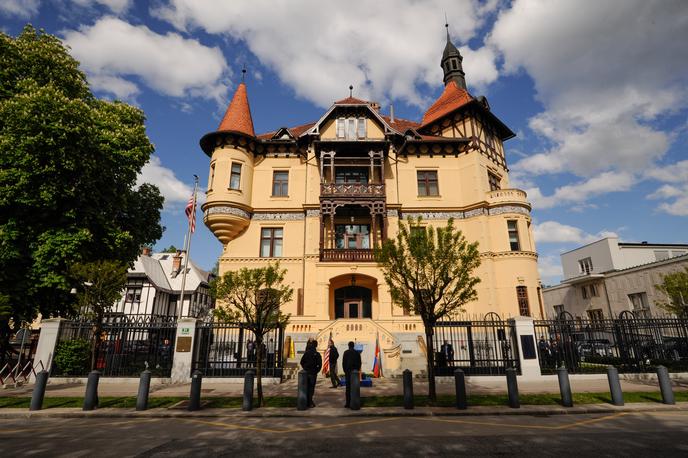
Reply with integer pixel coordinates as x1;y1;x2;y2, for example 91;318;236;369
375;217;481;402
161;245;179;253
212;263;292;407
0;26;164;355
655;267;688;317
70;260;128;370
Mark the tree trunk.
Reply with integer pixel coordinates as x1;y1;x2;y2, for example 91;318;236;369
91;313;103;372
256;334;264;407
424;325;437;403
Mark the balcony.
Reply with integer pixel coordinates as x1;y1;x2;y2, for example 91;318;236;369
320;249;376;262
320;183;385;198
486;188;529;206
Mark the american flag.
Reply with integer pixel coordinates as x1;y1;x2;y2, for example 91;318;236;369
322;331;333;375
185;194;196;233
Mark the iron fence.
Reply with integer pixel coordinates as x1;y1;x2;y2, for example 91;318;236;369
534;316;688;374
431;318;520;375
51;315;177;377
192;322;284;377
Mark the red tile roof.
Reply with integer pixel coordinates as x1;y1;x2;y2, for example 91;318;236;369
380;115;420;133
420;80;473;127
333;96;369;105
257;121;316;140
217;82;255;137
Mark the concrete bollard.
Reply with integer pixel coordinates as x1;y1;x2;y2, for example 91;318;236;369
188;370;203;411
83;370;101;411
350;369;361;411
403;369;414;410
30;370;49;411
454;369;468;410
136;370;152;411
243;371;255;411
506;367;520;409
606;366;624;406
297;370;308;411
656;365;675;405
557;367;573;407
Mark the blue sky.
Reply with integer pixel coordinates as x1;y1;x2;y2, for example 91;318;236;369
2;0;687;285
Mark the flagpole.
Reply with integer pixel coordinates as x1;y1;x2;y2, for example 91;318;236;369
178;175;199;319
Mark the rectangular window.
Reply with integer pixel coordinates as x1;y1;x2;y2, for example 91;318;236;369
208;163;215;191
581;286;588;300
553;304;564;317
229;162;242;190
589;283;599;297
336;118;345;138
587;309;604;321
628;292;650;318
335;224;370;249
417;170;439;196
125;287;142;303
488;172;501;191
272;171;289;196
357;117;366;138
578;257;593;274
517;286;530;317
335;167;368;184
260;228;283;257
347;118;356;139
507;220;520;251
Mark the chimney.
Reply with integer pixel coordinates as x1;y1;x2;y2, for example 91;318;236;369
369;101;381;112
172;250;183;273
141;246;152;257
389;104;395;123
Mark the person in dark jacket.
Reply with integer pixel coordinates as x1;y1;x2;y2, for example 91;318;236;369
327;339;340;388
342;341;362;408
300;340;322;408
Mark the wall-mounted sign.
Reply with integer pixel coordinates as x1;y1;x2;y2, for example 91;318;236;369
176;336;192;352
180;327;191;336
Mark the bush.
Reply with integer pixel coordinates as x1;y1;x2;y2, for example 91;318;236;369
53;339;91;376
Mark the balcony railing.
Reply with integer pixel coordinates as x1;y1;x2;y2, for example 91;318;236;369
320;249;376;262
486;188;528;205
320;183;385;198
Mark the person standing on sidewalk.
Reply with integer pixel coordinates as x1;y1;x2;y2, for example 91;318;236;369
300;340;322;408
327;340;340;388
342;341;361;408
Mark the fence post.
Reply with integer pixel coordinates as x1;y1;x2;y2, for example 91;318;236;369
82;370;100;411
509;317;541;380
136;370;152;411
403;369;413;409
454;369;468;410
31;318;63;381
188;370;203;411
243;371;255;411
557;367;573;407
297;370;308;411
656;365;675;405
29;370;49;411
506;367;520;408
606;366;624;406
350;369;361;410
171;318;200;384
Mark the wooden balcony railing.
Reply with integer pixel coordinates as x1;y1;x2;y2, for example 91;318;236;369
320;183;385;197
320;249;376;262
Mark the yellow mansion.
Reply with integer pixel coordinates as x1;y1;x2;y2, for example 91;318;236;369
200;30;542;372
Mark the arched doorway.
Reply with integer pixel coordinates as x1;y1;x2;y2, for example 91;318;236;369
335;286;372;319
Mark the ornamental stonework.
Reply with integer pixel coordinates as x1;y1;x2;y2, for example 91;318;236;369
306;209;320;217
206;206;251;219
488;205;529;216
253;212;304;221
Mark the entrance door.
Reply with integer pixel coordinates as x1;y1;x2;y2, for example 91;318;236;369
346;300;361;318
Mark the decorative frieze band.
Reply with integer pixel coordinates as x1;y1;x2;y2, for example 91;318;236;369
253;212;304;221
306;209;320;217
400;205;529;220
205;206;251;219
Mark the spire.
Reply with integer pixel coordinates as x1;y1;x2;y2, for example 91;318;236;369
441;22;466;89
217;80;255;137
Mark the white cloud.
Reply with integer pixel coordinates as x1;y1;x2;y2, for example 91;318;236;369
537;254;563;284
645;161;688;216
137;156;193;211
525;171;635;209
62;17;229;102
0;0;40;17
152;0;498;108
69;0;131;14
533;221;617;244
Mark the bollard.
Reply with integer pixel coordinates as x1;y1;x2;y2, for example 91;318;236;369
30;370;49;411
403;369;414;409
297;370;308;411
454;369;468;410
136;370;152;411
83;370;101;411
606;366;624;406
243;371;255;411
188;370;203;411
350;369;361;411
557;367;573;407
656;365;675;405
506;367;520;408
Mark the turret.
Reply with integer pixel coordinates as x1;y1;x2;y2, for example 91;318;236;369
441;23;466;89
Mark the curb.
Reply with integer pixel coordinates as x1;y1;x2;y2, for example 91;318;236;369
1;402;686;419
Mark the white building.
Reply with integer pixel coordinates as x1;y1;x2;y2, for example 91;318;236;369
543;237;688;319
111;248;215;319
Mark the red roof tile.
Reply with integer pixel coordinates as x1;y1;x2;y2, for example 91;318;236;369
257;121;316;140
420;81;473;127
380;115;420;133
334;96;369;105
217;82;255;137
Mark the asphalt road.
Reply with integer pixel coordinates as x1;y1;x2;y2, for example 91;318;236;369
1;411;687;457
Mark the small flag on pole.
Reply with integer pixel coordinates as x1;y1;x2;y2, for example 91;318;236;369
322;331;332;375
185;194;196;233
372;332;383;378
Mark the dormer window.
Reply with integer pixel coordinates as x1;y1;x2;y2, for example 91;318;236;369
336;117;367;140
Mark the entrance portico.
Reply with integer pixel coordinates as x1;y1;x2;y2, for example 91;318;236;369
328;273;378;320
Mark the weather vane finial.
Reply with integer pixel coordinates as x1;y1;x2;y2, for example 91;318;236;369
445;13;450;40
242;65;247;83
349;85;353;97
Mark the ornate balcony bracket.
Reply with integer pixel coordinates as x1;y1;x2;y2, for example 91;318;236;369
320;183;385;197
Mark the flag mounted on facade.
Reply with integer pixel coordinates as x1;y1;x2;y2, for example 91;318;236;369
372;332;383;378
185;193;197;233
322;331;332;375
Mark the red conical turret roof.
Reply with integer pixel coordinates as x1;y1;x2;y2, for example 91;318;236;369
217;82;255;137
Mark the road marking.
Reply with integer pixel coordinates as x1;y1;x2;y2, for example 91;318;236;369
180;416;399;434
555;412;629;430
415;412;631;431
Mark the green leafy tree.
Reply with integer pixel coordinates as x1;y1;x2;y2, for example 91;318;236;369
161;245;179;253
212;263;292;407
655;267;688;317
0;26;164;356
375;217;481;402
70;260;128;370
